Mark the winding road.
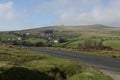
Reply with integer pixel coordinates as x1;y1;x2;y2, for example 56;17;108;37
29;47;120;80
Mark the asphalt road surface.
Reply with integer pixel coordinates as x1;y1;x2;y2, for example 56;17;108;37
29;47;120;72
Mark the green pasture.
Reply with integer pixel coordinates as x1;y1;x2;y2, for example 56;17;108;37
0;45;111;80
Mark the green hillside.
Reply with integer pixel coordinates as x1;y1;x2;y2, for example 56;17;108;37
0;24;120;58
12;24;120;38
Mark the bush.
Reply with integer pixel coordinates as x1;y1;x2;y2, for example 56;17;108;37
59;38;67;43
78;39;112;50
22;41;33;46
21;41;45;47
35;42;44;47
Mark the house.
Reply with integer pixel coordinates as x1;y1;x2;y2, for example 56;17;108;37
8;38;11;41
25;32;30;36
8;37;22;41
17;37;22;40
53;40;59;43
8;38;16;41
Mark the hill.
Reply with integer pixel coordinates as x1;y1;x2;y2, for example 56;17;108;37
10;24;120;38
0;24;120;58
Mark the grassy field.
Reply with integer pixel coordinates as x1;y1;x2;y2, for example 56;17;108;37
1;24;120;58
53;38;120;50
25;38;47;45
0;45;111;80
0;33;17;38
103;40;120;50
2;25;120;49
0;33;18;42
50;38;120;58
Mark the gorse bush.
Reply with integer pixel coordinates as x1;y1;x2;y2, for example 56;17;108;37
78;39;112;51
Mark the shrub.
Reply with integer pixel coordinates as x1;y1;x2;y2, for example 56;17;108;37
35;42;44;47
78;39;112;50
59;38;67;43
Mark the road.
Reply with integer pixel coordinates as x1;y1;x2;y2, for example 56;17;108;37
29;47;120;72
29;47;120;80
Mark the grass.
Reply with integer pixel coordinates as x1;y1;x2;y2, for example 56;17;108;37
25;38;47;44
68;71;111;80
65;40;84;48
24;38;47;46
0;33;18;42
51;38;120;58
0;44;112;80
78;51;120;58
103;39;120;50
44;46;120;58
0;33;17;38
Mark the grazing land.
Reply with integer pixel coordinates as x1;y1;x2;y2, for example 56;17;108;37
0;45;112;80
0;24;120;80
1;24;119;58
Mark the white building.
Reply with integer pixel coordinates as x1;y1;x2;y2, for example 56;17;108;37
26;33;30;36
17;37;22;40
53;40;59;43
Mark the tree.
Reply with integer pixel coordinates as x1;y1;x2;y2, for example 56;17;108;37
78;39;112;51
59;38;67;43
35;42;44;47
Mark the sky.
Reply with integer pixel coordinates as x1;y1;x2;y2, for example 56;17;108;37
0;0;120;31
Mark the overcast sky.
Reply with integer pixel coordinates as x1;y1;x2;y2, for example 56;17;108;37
0;0;120;31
